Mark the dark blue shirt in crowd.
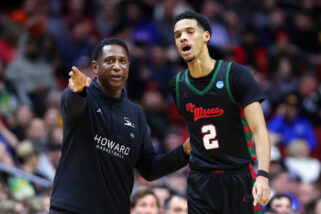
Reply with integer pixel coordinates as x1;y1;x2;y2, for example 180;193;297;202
50;78;188;214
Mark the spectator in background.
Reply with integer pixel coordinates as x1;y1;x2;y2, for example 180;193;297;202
25;194;51;214
298;182;320;212
164;194;188;214
57;20;94;79
10;105;33;141
121;1;162;46
291;12;319;54
267;31;299;72
154;0;177;46
305;196;321;214
43;107;60;130
146;45;176;97
131;189;159;214
141;89;169;143
269;58;298;107
9;140;44;201
268;94;317;150
5;34;57;117
297;73;321;126
265;193;293;214
94;0;118;38
0;59;32;122
222;10;242;49
62;0;99;43
252;0;277;47
0;20;21;66
25;118;48;149
201;0;230;50
285;139;321;183
165;169;187;195
152;185;173;214
270;169;301;212
232;25;270;75
36;139;61;182
162;128;184;153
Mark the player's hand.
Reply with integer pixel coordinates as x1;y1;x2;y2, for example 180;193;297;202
252;176;271;206
183;138;191;156
68;66;92;93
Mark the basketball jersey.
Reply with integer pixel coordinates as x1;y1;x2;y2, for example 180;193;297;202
173;60;264;171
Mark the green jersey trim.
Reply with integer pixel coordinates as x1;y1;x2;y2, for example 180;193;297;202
225;62;240;105
175;72;182;109
184;60;222;95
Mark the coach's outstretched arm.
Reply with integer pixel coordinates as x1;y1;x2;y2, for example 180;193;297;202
61;66;92;123
244;102;271;206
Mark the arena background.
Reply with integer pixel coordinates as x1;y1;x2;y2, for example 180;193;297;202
0;0;320;213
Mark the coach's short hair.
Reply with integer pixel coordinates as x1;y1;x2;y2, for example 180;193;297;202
92;37;129;61
173;11;212;37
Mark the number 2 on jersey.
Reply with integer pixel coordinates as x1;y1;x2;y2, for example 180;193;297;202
201;125;219;150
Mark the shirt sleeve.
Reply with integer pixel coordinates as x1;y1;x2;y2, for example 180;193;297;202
229;63;265;108
60;88;87;123
135;110;188;181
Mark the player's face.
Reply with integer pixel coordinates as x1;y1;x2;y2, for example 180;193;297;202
271;197;292;214
92;44;129;97
132;195;159;214
174;19;210;62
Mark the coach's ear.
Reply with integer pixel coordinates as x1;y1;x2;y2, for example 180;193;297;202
92;61;98;75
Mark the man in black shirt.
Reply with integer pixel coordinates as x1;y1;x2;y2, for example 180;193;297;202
49;38;190;214
170;11;271;214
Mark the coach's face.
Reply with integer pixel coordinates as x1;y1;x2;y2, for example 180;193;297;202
174;19;210;62
92;44;129;98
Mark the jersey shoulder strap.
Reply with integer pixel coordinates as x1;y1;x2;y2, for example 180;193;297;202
224;61;240;106
175;70;185;110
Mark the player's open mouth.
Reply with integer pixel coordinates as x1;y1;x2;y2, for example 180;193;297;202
182;45;191;54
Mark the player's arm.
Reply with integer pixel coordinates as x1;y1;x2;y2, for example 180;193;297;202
61;66;92;122
244;102;271;205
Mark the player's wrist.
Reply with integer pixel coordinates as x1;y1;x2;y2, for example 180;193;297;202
257;170;270;180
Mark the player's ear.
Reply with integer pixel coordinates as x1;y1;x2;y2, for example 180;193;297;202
204;31;210;43
92;61;98;74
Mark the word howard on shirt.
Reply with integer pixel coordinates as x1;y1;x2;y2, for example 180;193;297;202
94;134;131;159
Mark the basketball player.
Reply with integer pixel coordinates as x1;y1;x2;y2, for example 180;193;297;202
170;11;271;214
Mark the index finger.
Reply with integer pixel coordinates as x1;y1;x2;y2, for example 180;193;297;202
72;66;81;74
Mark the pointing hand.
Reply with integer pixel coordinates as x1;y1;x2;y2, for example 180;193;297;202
68;66;92;93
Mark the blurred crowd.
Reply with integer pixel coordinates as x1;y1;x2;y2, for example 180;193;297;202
0;0;320;213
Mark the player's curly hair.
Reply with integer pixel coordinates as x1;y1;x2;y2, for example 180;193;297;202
173;11;212;37
92;38;129;61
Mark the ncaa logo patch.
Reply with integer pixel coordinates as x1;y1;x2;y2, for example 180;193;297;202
216;81;224;89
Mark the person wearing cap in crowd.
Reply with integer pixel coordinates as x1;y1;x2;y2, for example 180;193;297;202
268;93;317;150
9;140;44;201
